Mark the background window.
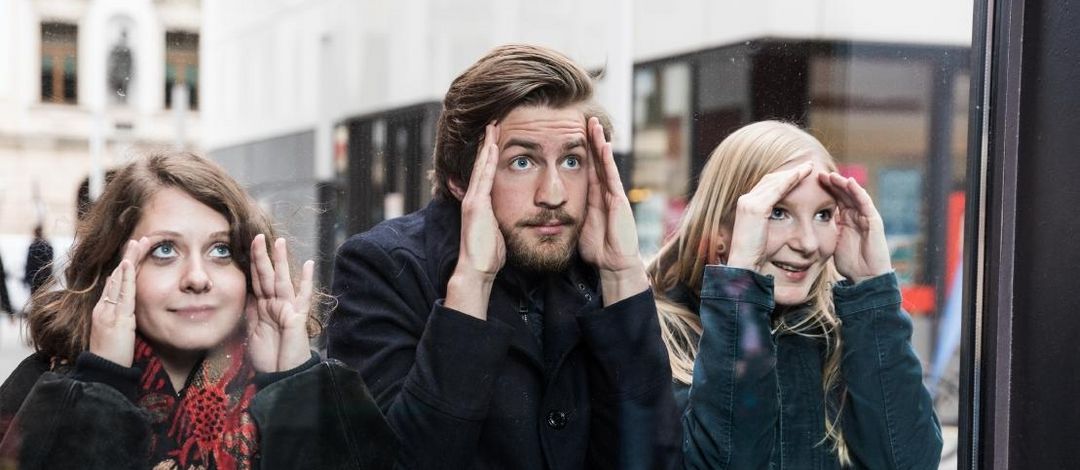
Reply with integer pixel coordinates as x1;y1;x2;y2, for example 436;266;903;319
40;23;77;104
165;31;199;110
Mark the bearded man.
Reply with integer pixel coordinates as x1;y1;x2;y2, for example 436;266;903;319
328;45;679;470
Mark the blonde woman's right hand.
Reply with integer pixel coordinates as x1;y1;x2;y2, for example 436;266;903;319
89;238;150;368
725;162;814;272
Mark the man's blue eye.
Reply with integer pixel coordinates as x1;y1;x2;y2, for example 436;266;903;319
563;157;580;169
511;157;531;170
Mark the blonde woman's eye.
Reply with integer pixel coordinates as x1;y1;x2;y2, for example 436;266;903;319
511;157;531;170
210;244;232;259
562;156;580;169
815;208;835;222
150;242;177;259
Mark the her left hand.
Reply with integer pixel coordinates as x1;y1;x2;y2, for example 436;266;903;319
577;117;649;305
819;173;892;283
248;234;314;372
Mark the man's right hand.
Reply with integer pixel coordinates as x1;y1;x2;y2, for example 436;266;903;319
445;123;504;320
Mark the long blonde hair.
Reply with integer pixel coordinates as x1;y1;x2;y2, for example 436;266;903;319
647;120;849;459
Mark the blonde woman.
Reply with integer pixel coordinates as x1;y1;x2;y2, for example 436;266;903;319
649;121;941;468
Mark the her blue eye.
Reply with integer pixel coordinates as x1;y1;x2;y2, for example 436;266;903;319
769;208;787;220
210;244;232;259
150;242;177;259
562;156;580;169
815;208;834;222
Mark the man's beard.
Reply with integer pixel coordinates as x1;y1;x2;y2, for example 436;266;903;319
502;208;581;273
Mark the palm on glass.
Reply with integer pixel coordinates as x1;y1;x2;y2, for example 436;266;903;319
248;234;314;373
89;237;152;368
578;117;648;303
457;123;506;279
726;163;814;272
818;173;892;283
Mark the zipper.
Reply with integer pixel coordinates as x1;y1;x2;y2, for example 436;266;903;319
518;299;529;325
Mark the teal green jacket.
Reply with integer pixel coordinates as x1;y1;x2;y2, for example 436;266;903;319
675;266;942;469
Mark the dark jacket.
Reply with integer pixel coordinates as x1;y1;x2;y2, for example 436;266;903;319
328;198;680;470
0;351;398;470
677;266;942;469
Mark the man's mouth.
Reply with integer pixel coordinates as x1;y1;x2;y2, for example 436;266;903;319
518;210;576;231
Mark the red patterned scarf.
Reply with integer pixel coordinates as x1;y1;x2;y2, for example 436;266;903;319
133;336;259;470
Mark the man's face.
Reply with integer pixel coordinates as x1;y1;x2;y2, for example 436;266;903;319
491;104;589;272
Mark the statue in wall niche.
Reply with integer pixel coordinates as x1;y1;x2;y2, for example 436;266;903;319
107;29;133;104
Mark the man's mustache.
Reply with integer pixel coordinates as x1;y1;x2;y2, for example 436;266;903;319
516;209;577;228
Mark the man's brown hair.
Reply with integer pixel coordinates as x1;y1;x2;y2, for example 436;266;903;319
431;44;610;200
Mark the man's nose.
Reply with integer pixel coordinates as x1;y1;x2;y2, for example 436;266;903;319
535;166;567;209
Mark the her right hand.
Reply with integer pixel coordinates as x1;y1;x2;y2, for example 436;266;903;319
89;238;150;368
725;162;813;272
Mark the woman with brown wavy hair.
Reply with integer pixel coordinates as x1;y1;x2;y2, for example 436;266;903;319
0;151;395;470
650;121;941;468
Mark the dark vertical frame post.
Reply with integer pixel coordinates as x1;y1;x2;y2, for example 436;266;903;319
960;0;1080;466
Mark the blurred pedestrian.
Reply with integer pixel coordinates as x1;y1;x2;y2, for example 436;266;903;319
23;225;53;295
0;252;12;314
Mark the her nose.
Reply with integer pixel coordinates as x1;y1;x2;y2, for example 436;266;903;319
787;219;821;255
181;258;212;293
535;166;567;209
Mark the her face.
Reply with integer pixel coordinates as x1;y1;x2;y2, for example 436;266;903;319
760;156;838;305
131;187;247;356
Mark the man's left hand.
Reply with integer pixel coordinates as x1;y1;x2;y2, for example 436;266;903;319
578;117;649;305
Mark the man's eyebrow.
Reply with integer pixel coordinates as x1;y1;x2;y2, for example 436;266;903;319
503;138;540;151
564;138;586;151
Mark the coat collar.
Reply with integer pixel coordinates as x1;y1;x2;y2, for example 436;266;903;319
423;198;598;374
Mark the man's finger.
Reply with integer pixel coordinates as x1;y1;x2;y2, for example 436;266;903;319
466;123;498;199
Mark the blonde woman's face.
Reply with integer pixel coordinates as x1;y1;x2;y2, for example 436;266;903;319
761;156;838;305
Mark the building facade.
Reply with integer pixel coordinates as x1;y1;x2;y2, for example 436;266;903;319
0;0;201;310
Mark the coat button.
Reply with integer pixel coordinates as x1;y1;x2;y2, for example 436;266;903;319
546;410;568;430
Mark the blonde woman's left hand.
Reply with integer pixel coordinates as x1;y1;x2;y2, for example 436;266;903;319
248;234;314;373
819;173;892;283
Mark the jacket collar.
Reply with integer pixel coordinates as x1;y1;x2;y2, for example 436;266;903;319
422;198;598;375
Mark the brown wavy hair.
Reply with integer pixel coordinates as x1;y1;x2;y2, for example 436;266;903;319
647;121;851;460
430;44;610;200
28;151;321;363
